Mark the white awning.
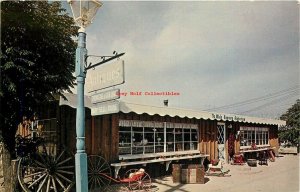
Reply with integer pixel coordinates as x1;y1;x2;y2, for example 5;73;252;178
59;93;93;109
118;102;286;126
59;93;286;126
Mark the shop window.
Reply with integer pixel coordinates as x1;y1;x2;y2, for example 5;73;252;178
119;120;198;155
119;127;131;155
240;127;269;148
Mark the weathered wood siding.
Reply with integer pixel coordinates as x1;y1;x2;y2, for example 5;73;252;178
56;105;279;164
198;119;217;160
269;125;279;149
59;106;119;163
86;114;119;163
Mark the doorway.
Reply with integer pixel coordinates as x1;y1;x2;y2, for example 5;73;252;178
217;123;226;161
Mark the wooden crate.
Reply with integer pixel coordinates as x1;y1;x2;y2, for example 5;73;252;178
172;164;181;183
181;164;204;184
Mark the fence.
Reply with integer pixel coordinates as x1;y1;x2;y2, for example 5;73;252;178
16;118;58;156
36;118;58;156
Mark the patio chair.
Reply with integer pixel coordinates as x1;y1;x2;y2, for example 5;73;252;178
206;160;230;176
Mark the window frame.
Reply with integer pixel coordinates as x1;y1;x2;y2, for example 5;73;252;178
118;120;199;155
240;126;270;149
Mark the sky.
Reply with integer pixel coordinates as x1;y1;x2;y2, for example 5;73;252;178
64;1;299;119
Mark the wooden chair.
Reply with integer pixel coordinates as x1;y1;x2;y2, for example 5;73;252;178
206;160;230;176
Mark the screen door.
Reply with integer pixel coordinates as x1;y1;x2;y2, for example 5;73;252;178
217;123;226;161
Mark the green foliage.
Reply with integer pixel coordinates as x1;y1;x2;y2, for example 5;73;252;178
279;99;300;146
0;0;78;154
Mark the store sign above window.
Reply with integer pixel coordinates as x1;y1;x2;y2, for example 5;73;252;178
212;113;245;122
119;120;198;129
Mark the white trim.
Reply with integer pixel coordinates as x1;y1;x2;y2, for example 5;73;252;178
119;120;198;155
240;145;270;150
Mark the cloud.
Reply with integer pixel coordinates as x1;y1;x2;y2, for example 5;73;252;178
79;1;299;118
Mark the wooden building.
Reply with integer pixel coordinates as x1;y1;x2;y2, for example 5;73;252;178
55;93;285;177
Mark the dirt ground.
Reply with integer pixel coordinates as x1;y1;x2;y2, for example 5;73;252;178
151;154;299;192
1;154;298;192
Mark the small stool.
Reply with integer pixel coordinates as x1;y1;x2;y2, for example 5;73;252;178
258;151;268;166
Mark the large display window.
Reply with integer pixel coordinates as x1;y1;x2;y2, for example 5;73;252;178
240;127;269;148
119;120;198;155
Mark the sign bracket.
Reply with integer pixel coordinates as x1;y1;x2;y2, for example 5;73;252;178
85;52;125;71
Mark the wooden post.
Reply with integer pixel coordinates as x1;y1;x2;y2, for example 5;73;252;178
2;147;19;192
91;116;95;155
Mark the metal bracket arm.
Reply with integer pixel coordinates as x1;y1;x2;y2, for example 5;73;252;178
85;52;125;70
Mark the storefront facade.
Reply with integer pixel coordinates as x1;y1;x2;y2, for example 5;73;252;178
56;94;285;176
58;95;285;166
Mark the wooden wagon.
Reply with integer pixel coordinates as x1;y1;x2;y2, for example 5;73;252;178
15;116;152;192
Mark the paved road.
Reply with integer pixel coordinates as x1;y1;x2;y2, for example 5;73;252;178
152;154;299;192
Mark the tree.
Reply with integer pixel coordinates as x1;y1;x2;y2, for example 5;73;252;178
0;1;77;190
279;99;300;147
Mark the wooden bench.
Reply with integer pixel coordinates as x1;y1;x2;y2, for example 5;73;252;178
111;151;209;178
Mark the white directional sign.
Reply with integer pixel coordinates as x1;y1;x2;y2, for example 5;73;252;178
86;60;124;93
91;100;120;116
91;88;120;104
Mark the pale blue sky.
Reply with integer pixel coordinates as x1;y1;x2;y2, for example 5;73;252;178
64;1;299;118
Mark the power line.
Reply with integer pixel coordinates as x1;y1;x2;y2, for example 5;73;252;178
240;92;299;114
204;85;299;111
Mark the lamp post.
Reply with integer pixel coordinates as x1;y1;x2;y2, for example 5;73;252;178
68;0;102;191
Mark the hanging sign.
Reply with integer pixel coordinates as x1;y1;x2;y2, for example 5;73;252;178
91;88;120;104
86;60;124;92
91;100;120;116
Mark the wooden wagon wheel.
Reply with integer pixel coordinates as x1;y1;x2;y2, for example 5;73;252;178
124;169;152;192
17;147;75;192
87;155;112;191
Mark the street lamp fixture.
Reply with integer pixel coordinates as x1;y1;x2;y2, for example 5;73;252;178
69;0;102;32
68;0;102;191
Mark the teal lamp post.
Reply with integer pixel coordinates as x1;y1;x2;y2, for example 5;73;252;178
68;0;102;191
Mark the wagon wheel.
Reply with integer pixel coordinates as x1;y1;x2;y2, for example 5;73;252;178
124;169;152;192
88;155;112;191
17;147;75;192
